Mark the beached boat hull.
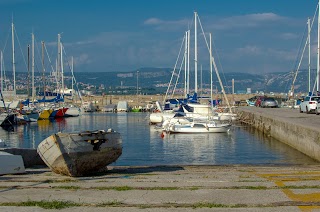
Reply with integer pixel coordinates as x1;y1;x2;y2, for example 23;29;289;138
37;129;122;176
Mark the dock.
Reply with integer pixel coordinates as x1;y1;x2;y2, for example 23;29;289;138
1;165;320;211
236;106;320;162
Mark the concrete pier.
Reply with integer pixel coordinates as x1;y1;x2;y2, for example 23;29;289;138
1;165;320;211
236;106;320;162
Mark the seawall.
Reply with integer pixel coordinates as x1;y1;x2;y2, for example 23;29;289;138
237;106;320;162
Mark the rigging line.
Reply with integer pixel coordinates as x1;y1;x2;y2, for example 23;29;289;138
44;42;58;82
290;5;318;96
172;50;186;98
13;26;28;71
198;15;232;111
61;44;83;102
2;26;11;52
197;14;232;111
284;24;308;95
197;15;231;95
164;34;186;104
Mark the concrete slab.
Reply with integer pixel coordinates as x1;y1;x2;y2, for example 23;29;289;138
0;165;319;211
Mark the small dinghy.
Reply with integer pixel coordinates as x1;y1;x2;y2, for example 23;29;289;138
37;129;122;176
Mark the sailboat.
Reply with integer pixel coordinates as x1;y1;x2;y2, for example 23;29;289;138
19;33;40;122
64;57;81;117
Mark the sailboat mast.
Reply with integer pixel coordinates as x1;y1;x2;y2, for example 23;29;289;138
60;42;64;102
57;34;61;97
12;22;16;96
32;33;35;103
1;51;3;93
27;45;30;99
184;31;187;96
71;56;74;100
194;12;198;94
187;30;190;95
136;70;139;95
42;41;45;106
317;0;320;92
308;18;311;92
209;33;213;111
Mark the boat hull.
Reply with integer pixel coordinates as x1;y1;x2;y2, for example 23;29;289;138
55;107;68;118
39;109;53;120
64;107;80;117
37;129;122;176
168;122;231;133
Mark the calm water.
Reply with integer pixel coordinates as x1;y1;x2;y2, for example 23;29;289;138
1;112;318;166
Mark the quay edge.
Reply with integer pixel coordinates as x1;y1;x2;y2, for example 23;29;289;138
236;106;320;162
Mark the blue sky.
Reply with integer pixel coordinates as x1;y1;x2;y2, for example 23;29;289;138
0;0;318;74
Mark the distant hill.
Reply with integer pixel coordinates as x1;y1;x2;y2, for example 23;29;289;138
13;68;316;95
73;67;315;94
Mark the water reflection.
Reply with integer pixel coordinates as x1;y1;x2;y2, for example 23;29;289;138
0;113;317;166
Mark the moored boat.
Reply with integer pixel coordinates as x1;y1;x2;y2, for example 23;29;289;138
37;129;122;176
164;119;231;133
39;108;53;120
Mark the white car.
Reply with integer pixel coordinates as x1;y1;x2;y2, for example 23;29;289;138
300;96;320;114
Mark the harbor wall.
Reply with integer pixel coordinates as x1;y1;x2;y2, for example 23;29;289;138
237;108;320;162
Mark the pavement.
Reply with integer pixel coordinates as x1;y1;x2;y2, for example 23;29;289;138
1;165;320;211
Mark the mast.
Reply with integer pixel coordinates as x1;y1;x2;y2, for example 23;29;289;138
308;18;311;92
57;34;61;98
71;56;74;100
42;41;45;106
11;21;16;96
184;31;187;96
27;45;30;99
60;42;64;104
136;70;139;95
1;51;3;93
317;0;320;91
194;12;198;94
32;33;35;103
187;30;190;95
209;33;213;111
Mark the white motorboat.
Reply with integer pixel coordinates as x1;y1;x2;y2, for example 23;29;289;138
37;129;122;176
164;119;231;133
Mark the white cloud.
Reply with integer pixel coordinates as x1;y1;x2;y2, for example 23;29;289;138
212;13;288;30
235;45;262;55
279;33;299;40
73;54;91;66
143;17;190;31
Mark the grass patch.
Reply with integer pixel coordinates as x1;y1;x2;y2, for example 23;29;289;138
46;179;79;183
53;186;80;190
0;200;81;209
96;200;122;207
192;202;229;208
94;186;182;191
231;186;268;190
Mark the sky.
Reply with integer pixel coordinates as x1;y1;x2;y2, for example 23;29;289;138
0;0;319;74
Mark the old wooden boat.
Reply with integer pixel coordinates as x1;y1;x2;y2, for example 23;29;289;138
37;129;122;176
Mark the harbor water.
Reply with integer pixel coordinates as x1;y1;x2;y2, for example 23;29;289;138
1;112;317;166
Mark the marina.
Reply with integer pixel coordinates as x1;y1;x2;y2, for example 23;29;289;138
0;112;317;166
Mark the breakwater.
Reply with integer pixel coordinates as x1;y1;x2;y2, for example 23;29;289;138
237;106;320;162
